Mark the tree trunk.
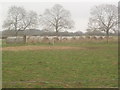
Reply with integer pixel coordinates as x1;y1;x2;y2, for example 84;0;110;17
56;31;59;36
23;35;26;44
106;30;109;44
15;30;18;44
55;26;59;36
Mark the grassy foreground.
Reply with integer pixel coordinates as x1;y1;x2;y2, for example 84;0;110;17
2;40;118;88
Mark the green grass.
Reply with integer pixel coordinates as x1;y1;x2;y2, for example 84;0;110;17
2;39;117;47
2;40;118;88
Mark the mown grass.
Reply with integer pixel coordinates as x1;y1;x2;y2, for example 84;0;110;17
2;40;118;88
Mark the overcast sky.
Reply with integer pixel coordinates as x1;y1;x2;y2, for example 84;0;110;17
0;0;118;32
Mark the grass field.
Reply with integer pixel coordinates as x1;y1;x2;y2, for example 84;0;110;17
2;39;118;88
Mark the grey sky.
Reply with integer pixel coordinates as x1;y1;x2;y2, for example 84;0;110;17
0;0;118;32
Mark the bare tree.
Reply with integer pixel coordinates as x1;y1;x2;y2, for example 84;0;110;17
39;4;74;35
88;4;118;43
118;1;120;36
22;11;38;30
2;6;38;43
3;6;26;31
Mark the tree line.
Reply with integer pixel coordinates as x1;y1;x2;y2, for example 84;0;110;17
2;4;118;43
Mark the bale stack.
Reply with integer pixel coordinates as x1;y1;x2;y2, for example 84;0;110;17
38;36;44;43
98;36;104;40
91;36;98;40
86;36;91;40
6;37;24;44
53;36;59;42
42;36;50;43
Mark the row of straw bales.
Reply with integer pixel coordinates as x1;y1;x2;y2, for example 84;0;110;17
6;36;115;44
6;37;25;44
